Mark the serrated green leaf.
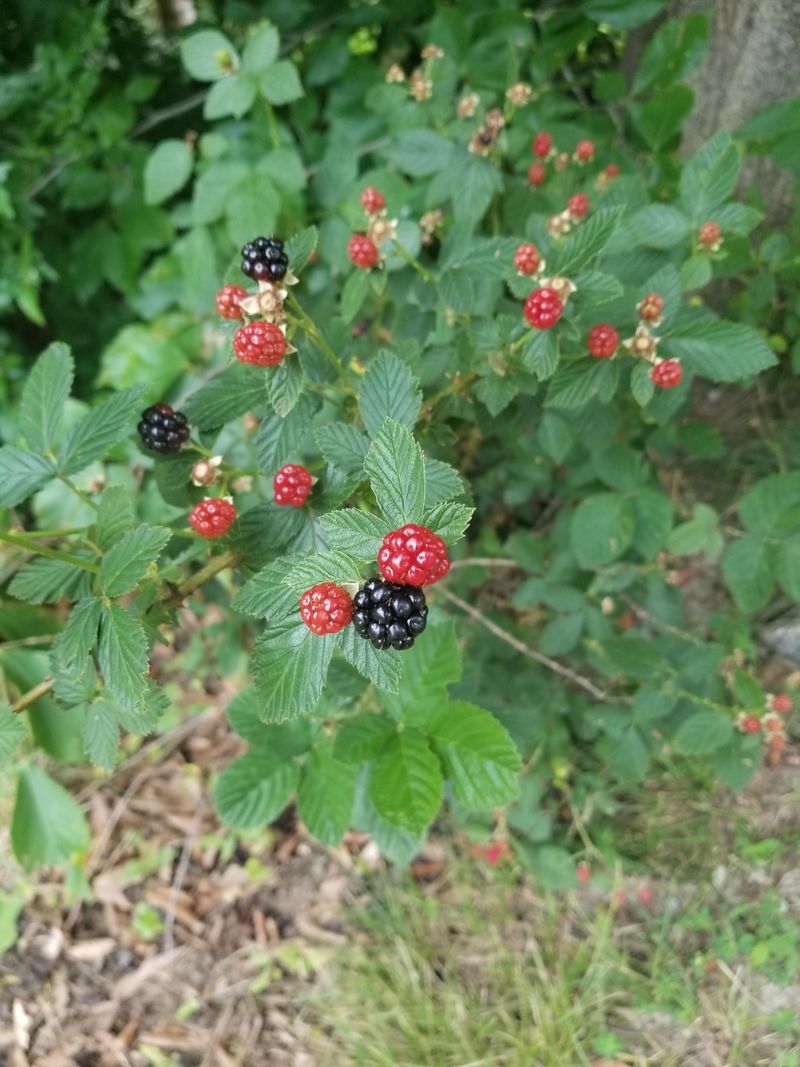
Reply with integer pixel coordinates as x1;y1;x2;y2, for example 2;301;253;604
214;751;299;828
254;394;317;473
776;535;800;599
297;746;356;845
352;774;424;864
83;698;120;770
95;485;136;550
632;489;673;557
282;550;362;595
97;602;149;712
545;360;619;410
316;422;370;476
359;350;422;438
386;621;461;718
428;701;521;810
339;627;402;693
664;316;777;382
553;207;623;274
632;203;691;248
369;729;442;833
334;715;396;763
520;330;559;380
204;72;257;119
258;60;303;104
183;363;269;430
50;597;101;668
318;510;391;558
286;226;319;274
12;767;90;869
387;129;454;176
0;705;26;764
242;23;280;71
364;418;426;525
58;387;146;475
100;525;171;598
9;557;92;605
19;342;74;454
180;29;239;82
423;501;473;545
722;536;775;612
423;457;463;507
252;619;335;721
668;503;722;559
51;644;96;707
341;269;370;324
680;131;740;221
144;140;193;205
630;361;656;405
598;727;649;783
0;446;54;507
571;493;636;568
232;555;304;620
738;473;800;536
266;358;304;417
674;710;733;754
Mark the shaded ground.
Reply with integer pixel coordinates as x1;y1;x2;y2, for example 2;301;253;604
1;689;799;1067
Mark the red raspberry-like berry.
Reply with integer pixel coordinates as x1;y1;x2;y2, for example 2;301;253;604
528;162;546;187
699;221;721;247
378;524;450;587
567;193;589;219
484;841;511;865
215;285;248;321
232;322;287;367
637;886;653;906
638;292;664;322
574;139;595;162
360;185;385;215
300;582;353;636
771;693;792;714
651;359;683;389
273;463;313;507
532;131;552;158
348;234;379;270
524;287;564;330
737;713;762;735
763;712;784;733
189;498;237;539
587;323;619;358
514;242;541;275
605;163;619;179
576;862;590;884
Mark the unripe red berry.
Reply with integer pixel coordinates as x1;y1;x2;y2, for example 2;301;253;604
300;582;354;636
378;523;450;587
348;234;379;270
215;285;248;321
524;287;564;330
576;862;590;884
514;242;541;275
637;886;653;906
699;221;721;247
737;713;762;735
650;359;683;389
189;498;237;539
587;323;619;358
605;163;619;179
567;193;589;219
528;162;546;187
532;131;552;158
484;841;511;865
574;139;595;162
771;693;792;714
273;463;313;507
232;322;287;367
638;292;664;322
360;185;386;215
763;712;784;733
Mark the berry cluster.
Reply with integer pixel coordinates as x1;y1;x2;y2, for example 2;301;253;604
378;524;450;587
524;287;564;330
300;582;354;636
189;498;237;539
233;321;287;367
348;233;379;270
514;243;541;276
650;359;683;389
241;236;289;282
587;324;619;359
274;463;313;507
360;185;386;215
138;404;190;455
532;131;552;159
574;139;594;163
215;285;248;321
567;193;589;220
527;162;546;187
352;579;429;651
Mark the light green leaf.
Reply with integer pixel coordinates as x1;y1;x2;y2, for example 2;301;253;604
316;422;370;476
545;359;619;410
252;619;335;721
738;472;800;536
266;358;304;417
598;728;649;782
58;386;146;475
242;23;280;72
339;627;402;693
282;550;362;595
97;602;149;712
9;557;91;605
180;29;239;82
664;316;777;382
19;342;74;454
632;489;673;557
571;493;636;568
520;330;559;380
359;350;422;438
100;524;171;598
319;510;391;558
232;555;304;620
50;597;101;667
423;457;464;507
0;446;54;507
95;485;135;550
428;701;521;810
387;129;454;176
387;621;461;718
639;85;694;148
674;710;733;754
214;751;299;828
369;729;442;833
12;767;90;868
144;140;193;205
680;131;740;221
335;715;396;763
722;536;775;611
254;394;317;473
83;698;120;770
632;203;691;248
630;361;656;406
668;503;723;559
423;501;473;545
341;269;370;324
204;73;257;119
0;705;26;764
183;363;269;430
258;60;303;104
297;746;356;845
364;418;426;525
553;207;624;275
286;226;319;274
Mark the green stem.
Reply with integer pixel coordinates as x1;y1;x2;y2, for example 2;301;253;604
391;241;434;283
7;526;87;539
287;295;356;392
0;530;100;573
162;548;238;607
58;474;99;511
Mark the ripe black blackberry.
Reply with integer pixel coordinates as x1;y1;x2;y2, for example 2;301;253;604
241;236;289;283
137;404;190;454
352;578;428;651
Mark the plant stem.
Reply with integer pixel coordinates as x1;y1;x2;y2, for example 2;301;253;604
58;474;99;511
0;635;58;650
287;294;356;392
162;549;238;608
391;241;434;283
7;527;87;539
10;677;54;713
0;530;100;573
